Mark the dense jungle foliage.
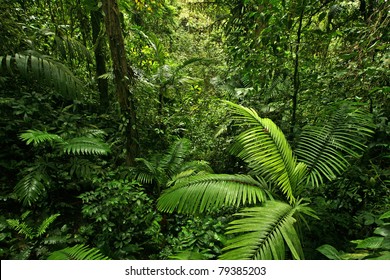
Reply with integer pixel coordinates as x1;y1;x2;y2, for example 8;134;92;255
0;0;389;260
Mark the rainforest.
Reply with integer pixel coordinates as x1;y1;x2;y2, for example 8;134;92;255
0;0;389;260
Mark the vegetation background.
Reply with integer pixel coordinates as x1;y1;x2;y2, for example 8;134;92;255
0;0;389;260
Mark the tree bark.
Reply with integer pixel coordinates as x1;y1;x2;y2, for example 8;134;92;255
91;7;109;110
102;0;139;165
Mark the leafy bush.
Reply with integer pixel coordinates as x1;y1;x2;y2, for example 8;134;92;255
0;211;72;259
78;179;162;259
159;213;231;260
318;210;390;260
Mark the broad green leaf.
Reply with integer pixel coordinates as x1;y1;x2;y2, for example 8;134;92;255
379;211;390;220
356;237;384;249
317;244;343;260
374;225;390;237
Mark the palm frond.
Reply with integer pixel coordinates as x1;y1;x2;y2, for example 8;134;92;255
134;157;161;184
47;244;110;260
220;200;304;260
54;34;93;63
167;160;213;186
62;137;110;155
0;52;84;99
295;102;374;187
157;174;268;214
14;169;50;206
19;129;63;146
226;101;306;203
160;138;191;177
69;157;100;179
167;169;198;186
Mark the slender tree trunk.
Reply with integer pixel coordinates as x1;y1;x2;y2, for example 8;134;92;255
291;1;306;137
102;0;139;165
91;7;109;110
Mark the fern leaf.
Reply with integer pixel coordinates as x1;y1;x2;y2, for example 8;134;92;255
19;130;63;146
226;101;305;203
62;137;110;155
157;174;268;214
295;102;374;187
36;214;60;237
6;219;35;239
47;244;109;260
220;201;304;260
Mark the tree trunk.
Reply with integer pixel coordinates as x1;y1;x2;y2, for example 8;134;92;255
91;7;109;110
291;1;306;138
102;0;139;165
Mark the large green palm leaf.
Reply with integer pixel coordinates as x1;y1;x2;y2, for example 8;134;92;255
157;174;269;214
295;102;374;187
220;200;310;260
48;244;109;260
227;101;306;202
0;51;84;99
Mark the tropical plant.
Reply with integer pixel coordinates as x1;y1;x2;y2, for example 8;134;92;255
48;244;110;260
157;101;374;259
317;209;390;260
78;179;162;259
159;213;229;260
0;51;86;100
295;102;375;187
4;211;62;259
15;129;110;206
7;211;60;240
132;138;213;196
